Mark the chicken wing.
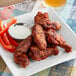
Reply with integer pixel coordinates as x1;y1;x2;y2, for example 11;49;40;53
35;12;61;30
29;45;59;61
45;29;72;52
14;35;32;68
15;35;32;55
32;24;47;50
14;53;29;68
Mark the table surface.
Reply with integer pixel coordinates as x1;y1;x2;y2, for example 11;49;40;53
0;0;76;76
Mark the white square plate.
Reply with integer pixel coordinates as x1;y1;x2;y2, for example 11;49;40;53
0;8;76;76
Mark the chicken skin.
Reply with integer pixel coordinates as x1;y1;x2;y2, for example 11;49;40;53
14;53;29;68
45;29;72;52
15;35;32;55
35;12;61;30
29;45;59;61
14;35;32;68
32;24;47;50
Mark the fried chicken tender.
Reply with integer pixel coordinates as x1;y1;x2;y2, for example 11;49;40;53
45;29;72;52
29;45;59;61
32;24;47;50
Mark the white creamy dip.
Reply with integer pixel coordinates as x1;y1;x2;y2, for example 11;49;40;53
8;23;31;39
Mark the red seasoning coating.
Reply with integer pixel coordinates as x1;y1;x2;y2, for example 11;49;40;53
14;35;32;68
35;12;61;30
29;45;59;61
32;24;47;50
45;29;72;52
14;53;29;68
15;35;32;55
